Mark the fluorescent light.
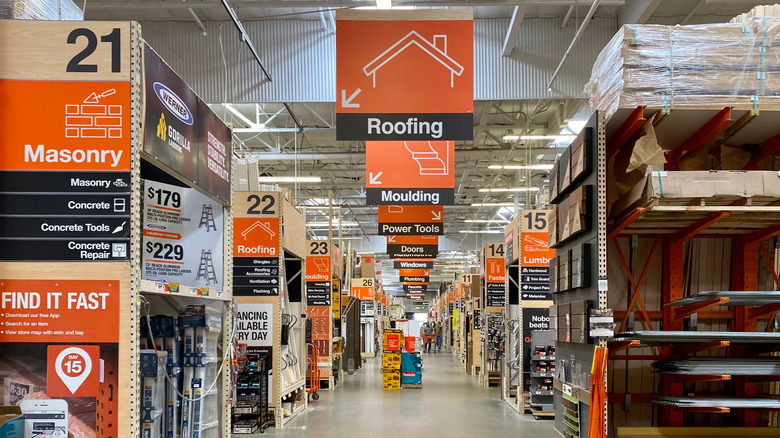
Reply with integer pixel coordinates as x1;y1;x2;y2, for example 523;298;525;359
478;187;541;193
225;104;266;132
376;0;392;9
488;164;554;171
463;219;511;223
258;176;321;183
503;134;576;141
458;230;506;234
470;202;519;207
307;221;359;228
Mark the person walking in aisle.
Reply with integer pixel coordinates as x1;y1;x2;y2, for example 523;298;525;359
422;322;434;353
434;321;443;352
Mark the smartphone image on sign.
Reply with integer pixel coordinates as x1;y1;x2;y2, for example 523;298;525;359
19;399;68;437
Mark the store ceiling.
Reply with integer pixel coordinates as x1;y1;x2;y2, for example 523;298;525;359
83;0;766;299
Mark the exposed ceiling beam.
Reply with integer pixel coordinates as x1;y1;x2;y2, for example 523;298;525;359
87;0;626;11
618;0;663;25
501;5;526;57
240;148;566;161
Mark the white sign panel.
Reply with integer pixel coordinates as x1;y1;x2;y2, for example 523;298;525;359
235;303;274;347
142;179;224;289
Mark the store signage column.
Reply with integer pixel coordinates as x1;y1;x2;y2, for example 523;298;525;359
485;243;506;307
232;192;281;296
0;20;134;437
520;211;555;301
306;240;332;367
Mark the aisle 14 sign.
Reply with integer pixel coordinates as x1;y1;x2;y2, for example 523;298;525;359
367;141;454;206
336;10;473;141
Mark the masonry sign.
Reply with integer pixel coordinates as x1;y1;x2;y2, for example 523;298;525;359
336;10;473;141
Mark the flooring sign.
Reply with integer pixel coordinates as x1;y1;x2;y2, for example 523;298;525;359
142;179;225;290
336;10;473;141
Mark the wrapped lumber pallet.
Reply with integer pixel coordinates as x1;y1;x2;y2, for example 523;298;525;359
587;18;780;118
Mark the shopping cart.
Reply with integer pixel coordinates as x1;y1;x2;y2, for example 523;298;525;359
306;343;321;401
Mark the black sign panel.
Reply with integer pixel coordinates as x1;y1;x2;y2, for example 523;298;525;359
520;266;550;301
505;234;514;265
400;276;429;283
394;260;433;269
522;307;550;391
378;222;443;236
143;44;230;203
336;113;472;141
367;188;454;206
486;282;505;307
307;281;331;306
0;171;130;193
0;239;129;261
0;169;131;261
387;243;438;259
473;309;481;330
403;284;427;292
233;256;280;296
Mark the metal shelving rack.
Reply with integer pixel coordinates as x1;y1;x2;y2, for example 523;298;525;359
604;105;780;433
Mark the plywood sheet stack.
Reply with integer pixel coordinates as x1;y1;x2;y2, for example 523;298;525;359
587;18;780;118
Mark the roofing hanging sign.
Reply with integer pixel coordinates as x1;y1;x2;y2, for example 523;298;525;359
336;10;473;141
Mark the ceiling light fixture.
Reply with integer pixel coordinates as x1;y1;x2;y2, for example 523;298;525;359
258;176;321;183
307;221;360;228
470;202;520;207
478;187;541;193
463;219;511;223
502;134;576;142
376;0;392;9
458;230;506;234
488;164;554;171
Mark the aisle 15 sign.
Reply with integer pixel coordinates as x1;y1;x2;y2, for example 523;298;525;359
519;210;555;301
336;10;473;141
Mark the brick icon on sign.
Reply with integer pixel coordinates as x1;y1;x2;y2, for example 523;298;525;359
65;89;123;139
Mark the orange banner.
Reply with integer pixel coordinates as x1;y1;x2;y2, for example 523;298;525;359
0;279;119;343
521;232;555;267
233;217;279;257
486;257;506;283
386;235;439;245
0;80;131;171
399;269;430;277
337;16;473;114
366;141;454;188
379;205;443;223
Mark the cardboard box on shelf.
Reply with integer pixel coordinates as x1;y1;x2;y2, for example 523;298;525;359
550;161;560;202
0;406;23;436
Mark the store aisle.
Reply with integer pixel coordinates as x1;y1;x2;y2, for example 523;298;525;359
266;351;554;437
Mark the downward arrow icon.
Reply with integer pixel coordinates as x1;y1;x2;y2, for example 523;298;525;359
431;210;442;221
369;171;383;185
341;88;361;108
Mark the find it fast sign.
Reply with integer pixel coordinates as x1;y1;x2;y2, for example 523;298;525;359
336;10;473;141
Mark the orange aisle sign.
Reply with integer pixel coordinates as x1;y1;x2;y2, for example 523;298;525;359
233;192;281;296
519;210;555;301
399;268;429;283
366;141;454;205
378;205;444;235
336;10;473;141
386;235;438;259
351;278;375;301
485;241;506;307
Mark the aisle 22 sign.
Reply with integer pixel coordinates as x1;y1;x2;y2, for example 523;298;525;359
336;10;473;141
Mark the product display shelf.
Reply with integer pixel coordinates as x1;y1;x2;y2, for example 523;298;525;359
548;111;606;436
529;330;556;417
503;254;522;413
605;105;780;433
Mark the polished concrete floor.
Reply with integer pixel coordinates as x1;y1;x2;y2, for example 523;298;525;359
264;350;555;437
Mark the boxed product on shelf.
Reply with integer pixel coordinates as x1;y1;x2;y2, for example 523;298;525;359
611;170;780;220
141;350;167;438
232;420;259;434
382;351;402;370
382;371;401;390
587;19;780;118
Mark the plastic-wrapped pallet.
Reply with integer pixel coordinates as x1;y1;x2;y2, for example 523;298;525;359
731;4;780;23
0;0;82;20
586;18;780;118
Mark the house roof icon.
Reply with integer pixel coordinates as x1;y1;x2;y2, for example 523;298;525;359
363;30;465;88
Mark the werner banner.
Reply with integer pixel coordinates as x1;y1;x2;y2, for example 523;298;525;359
143;44;231;203
336;10;473;141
